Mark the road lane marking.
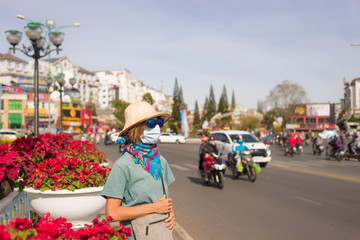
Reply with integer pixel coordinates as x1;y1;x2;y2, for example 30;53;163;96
272;165;360;183
295;196;322;206
184;163;198;169
170;164;190;171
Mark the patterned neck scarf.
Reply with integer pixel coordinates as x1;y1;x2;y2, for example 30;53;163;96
125;141;163;179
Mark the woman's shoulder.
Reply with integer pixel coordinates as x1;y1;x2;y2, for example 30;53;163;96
113;152;135;168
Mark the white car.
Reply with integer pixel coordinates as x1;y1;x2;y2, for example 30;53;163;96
158;133;186;144
0;129;18;144
210;130;271;167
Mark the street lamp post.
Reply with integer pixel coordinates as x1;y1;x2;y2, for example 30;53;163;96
5;22;65;137
45;76;53;129
55;73;65;132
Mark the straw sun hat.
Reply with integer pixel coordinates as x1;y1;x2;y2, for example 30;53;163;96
119;101;171;136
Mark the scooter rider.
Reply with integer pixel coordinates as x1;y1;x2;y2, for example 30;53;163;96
198;136;209;177
232;135;248;172
201;136;218;181
286;133;297;153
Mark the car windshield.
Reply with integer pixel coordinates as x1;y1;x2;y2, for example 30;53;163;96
229;134;259;143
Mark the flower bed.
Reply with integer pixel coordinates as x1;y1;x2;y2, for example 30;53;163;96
0;143;35;199
0;213;131;239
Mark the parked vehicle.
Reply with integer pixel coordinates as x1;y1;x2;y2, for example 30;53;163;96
228;150;257;182
158;133;186;144
210;130;271;168
202;153;227;189
325;146;345;161
0;129;18;144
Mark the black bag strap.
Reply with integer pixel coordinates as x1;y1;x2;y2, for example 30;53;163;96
161;176;166;197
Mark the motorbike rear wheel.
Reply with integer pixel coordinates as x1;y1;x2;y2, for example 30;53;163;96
247;165;256;182
215;172;224;189
325;147;330;160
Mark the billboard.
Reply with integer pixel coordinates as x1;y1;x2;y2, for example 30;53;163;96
306;104;330;116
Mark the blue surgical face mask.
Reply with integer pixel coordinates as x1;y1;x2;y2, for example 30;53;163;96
141;125;161;144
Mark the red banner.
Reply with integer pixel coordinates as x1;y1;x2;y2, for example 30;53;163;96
81;109;92;126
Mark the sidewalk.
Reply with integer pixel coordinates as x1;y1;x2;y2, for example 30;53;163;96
98;208;193;240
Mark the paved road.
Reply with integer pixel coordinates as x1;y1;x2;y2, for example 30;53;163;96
98;142;360;240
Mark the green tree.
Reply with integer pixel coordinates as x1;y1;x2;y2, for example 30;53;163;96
264;108;284;130
202;96;209;121
240;116;261;130
142;92;155;105
111;99;129;130
266;80;307;128
206;85;216;121
193;100;201;129
231;90;236;111
171;78;181;123
218;85;229;114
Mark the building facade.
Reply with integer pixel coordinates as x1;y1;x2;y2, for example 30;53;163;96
0;53;173;130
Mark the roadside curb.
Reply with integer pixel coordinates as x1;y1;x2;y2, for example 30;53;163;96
173;222;194;240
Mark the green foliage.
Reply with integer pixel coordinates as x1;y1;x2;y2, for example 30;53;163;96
205;85;216;121
231;90;236;111
193;100;201;129
338;107;348;119
111;99;129;130
239;116;260;130
218;85;229;114
264;108;283;130
172;78;182;123
348;114;358;122
142;92;155;105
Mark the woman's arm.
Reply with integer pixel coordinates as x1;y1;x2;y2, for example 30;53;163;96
105;195;173;221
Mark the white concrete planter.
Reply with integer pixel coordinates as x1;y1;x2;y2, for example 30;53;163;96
24;186;105;229
0;190;18;215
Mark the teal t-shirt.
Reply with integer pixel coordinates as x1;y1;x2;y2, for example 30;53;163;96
101;152;175;240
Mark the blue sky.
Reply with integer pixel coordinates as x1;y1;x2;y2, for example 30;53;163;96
1;0;360;111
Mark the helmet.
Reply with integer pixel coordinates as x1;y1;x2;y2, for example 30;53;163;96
209;136;215;141
201;136;208;142
236;135;243;142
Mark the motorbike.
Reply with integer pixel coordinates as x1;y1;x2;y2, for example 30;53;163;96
296;145;303;155
325;146;345;161
313;143;324;155
229;150;257;182
104;135;113;145
284;145;296;157
202;153;227;189
344;146;360;161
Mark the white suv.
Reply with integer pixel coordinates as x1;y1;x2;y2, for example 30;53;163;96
210;130;271;167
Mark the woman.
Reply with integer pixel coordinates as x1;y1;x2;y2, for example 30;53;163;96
102;101;175;240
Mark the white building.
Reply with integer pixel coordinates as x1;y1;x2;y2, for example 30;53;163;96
343;77;360;118
95;70;172;113
1;53;173;126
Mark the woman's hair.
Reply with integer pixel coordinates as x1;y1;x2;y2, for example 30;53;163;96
123;122;146;142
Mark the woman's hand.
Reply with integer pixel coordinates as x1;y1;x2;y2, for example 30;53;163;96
165;209;175;231
153;195;172;214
